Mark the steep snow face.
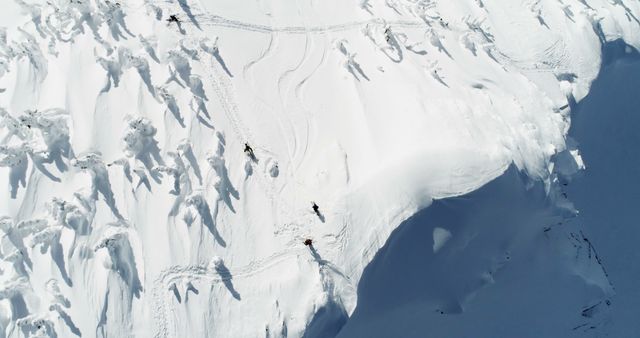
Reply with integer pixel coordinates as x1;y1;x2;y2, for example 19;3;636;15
0;0;638;337
338;166;614;338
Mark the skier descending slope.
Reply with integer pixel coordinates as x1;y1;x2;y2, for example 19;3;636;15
244;143;256;161
312;202;325;222
166;15;180;24
165;14;184;34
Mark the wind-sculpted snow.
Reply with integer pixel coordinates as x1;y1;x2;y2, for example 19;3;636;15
94;227;143;298
206;133;239;214
0;107;72;193
122;117;163;169
71;153;123;220
0;0;638;337
17;109;73;171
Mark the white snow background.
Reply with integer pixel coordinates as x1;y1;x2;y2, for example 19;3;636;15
0;0;639;337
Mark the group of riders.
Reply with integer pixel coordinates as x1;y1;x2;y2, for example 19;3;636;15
166;13;322;248
244;142;320;248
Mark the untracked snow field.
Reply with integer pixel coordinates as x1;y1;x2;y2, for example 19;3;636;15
0;0;639;337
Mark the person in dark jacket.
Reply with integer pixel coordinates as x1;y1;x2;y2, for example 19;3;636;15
244;143;256;160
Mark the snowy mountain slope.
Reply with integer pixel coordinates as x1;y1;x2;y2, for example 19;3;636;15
338;166;613;338
338;39;640;338
0;0;638;337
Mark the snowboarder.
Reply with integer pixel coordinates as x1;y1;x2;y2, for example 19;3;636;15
304;239;313;247
311;202;325;222
167;15;180;24
244;143;256;160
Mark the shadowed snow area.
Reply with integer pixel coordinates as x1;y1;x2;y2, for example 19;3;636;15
565;40;640;336
338;166;612;338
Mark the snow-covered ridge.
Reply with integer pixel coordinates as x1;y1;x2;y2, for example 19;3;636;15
0;0;638;337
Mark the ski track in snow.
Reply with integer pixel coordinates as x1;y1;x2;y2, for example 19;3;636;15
153;224;353;338
282;1;315;175
204;53;303;219
188;0;335;223
150;4;345;333
197;16;429;34
148;0;429;35
276;33;311;176
494;38;572;73
148;0;576;76
242;33;275;84
240;33;297;181
136;1;283;333
153;246;304;338
149;0;577;81
291;38;326;174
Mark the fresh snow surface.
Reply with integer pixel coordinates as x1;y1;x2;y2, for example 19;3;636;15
0;0;639;337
